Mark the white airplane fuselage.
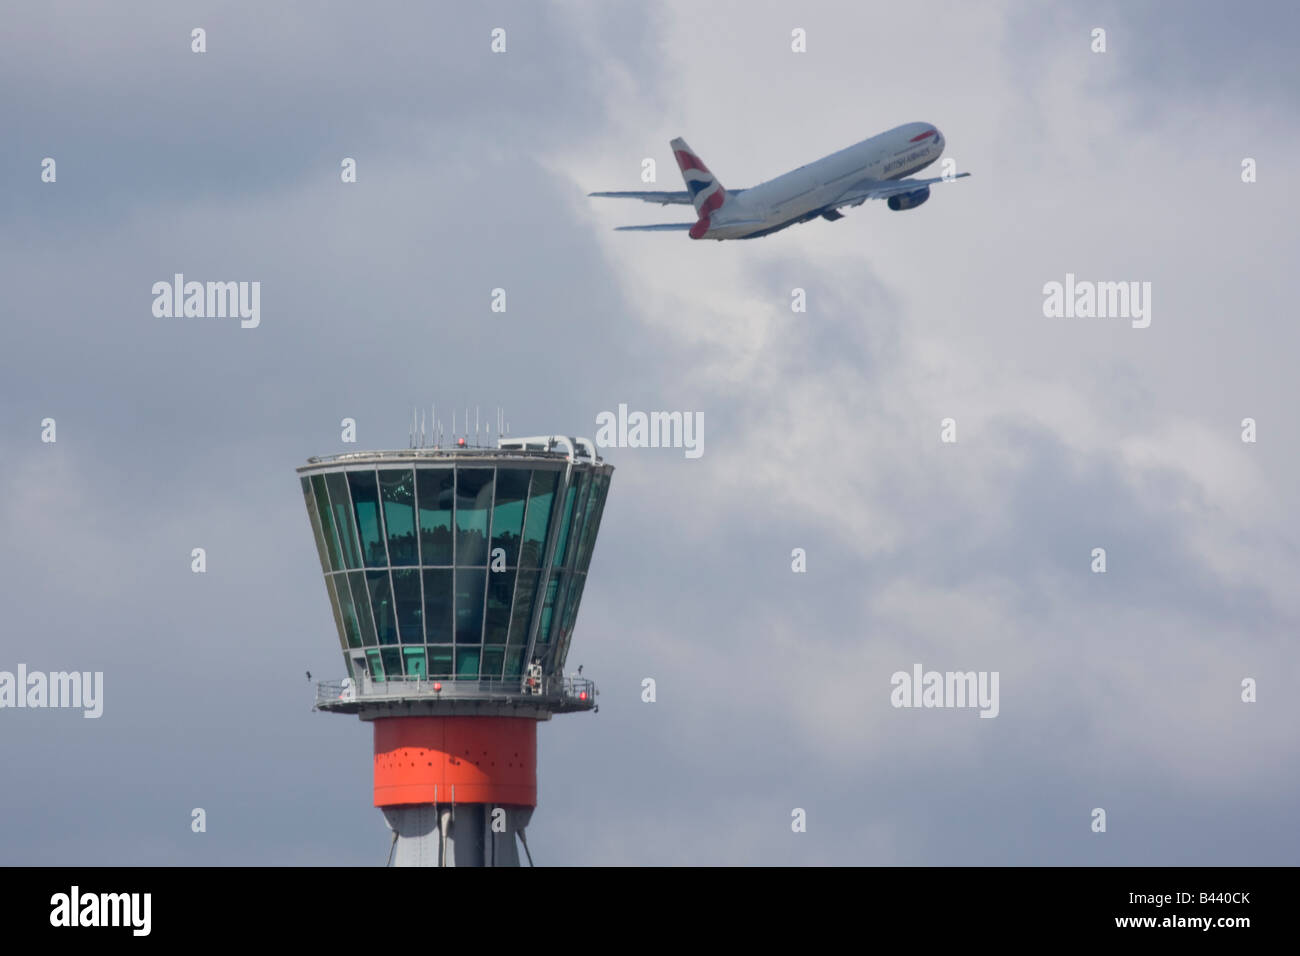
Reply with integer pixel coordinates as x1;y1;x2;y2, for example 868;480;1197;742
706;122;946;239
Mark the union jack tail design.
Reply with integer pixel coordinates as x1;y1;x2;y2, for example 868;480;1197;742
671;137;726;238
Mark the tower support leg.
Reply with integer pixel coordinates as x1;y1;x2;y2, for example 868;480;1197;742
383;804;534;866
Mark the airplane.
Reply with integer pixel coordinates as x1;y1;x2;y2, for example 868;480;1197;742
589;122;970;240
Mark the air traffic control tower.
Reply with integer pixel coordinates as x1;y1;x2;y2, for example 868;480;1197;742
297;434;612;866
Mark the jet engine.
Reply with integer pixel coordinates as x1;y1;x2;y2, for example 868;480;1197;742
887;185;931;211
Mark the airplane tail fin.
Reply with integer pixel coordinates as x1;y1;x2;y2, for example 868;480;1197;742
671;137;727;232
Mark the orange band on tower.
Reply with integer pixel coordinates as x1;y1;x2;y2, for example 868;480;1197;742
373;716;538;808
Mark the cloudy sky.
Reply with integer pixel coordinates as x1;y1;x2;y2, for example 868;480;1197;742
2;0;1297;865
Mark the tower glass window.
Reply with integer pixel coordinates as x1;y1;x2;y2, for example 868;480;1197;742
391;568;422;643
456;647;481;679
455;469;494;567
416;469;454;566
554;573;586;666
301;478;332;575
427;645;453;678
455;568;487;644
381;648;402;679
326;473;363;569
535;574;562;655
368;570;399;647
349;571;378;647
333;574;363;648
326;575;360;649
573;474;609;574
481;645;505;680
403;647;427;679
422;568;453;642
551;483;580;571
349;470;387;568
380;469;419;566
301;453;611;684
520;470;558;567
310;475;343;572
506;570;538;679
491;469;530;565
485;566;516;644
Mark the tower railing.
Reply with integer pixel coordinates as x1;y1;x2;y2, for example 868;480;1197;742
314;674;597;710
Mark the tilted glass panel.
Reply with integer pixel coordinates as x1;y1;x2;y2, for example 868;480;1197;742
550;483;580;570
549;571;571;644
455;469;493;566
574;473;610;574
553;470;585;567
558;572;586;638
519;469;558;568
505;646;526;679
380;469;419;566
535;574;562;655
553;573;587;669
301;477;332;575
365;648;385;681
422;569;453;642
507;569;540;649
427;645;453;678
391;569;422;643
455;568;487;645
324;473;363;569
367;571;399;646
348;470;387;568
484;566;516;644
349;571;378;646
491;469;530;566
416;468;454;566
327;575;361;649
559;473;593;568
310;475;344;572
332;573;363;648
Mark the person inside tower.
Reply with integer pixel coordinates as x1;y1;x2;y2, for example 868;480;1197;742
525;659;543;694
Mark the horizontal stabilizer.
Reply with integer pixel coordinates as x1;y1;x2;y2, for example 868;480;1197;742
589;188;746;206
589;190;694;205
613;223;695;231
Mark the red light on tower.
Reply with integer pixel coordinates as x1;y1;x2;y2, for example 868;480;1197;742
579;691;587;701
433;682;442;692
457;437;466;446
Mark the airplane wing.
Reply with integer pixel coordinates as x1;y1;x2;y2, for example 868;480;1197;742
614;223;695;231
830;172;971;208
